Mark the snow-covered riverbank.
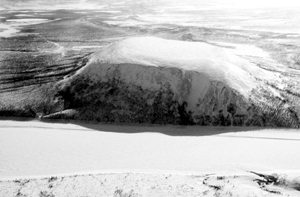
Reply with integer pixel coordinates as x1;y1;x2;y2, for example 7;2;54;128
1;120;300;178
1;120;300;196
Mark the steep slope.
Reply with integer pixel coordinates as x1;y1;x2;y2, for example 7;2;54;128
52;36;298;126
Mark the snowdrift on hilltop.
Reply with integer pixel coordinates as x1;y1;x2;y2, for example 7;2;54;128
86;36;271;97
52;37;297;126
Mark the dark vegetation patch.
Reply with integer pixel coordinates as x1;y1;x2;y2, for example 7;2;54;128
0;104;36;118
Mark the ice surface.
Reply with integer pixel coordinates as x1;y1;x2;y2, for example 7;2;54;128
0;23;19;37
1;120;300;179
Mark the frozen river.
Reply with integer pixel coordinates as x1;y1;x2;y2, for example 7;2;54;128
1;120;300;179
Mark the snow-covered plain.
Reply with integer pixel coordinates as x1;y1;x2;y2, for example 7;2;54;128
0;18;58;38
0;23;19;38
2;120;300;178
1;120;300;196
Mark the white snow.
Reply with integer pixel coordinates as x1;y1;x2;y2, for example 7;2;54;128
0;18;60;37
6;19;48;22
6;18;50;26
95;10;122;13
0;23;19;37
72;45;107;50
286;34;300;38
2;171;300;197
101;3;300;34
1;120;300;180
79;37;275;100
14;14;35;17
104;20;148;27
212;41;270;58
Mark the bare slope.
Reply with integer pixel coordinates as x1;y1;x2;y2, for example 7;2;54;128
53;37;298;126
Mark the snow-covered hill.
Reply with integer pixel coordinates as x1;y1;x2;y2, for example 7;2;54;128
52;36;299;126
